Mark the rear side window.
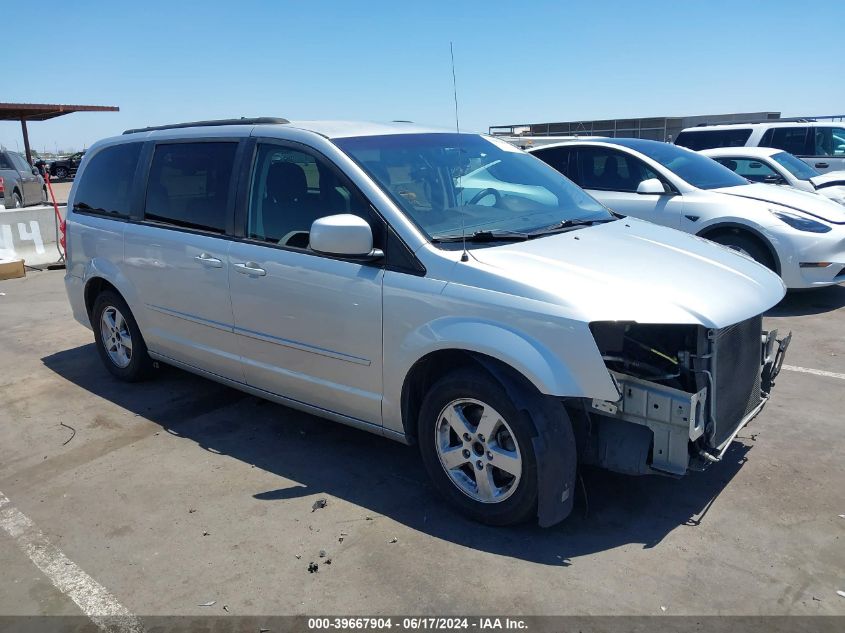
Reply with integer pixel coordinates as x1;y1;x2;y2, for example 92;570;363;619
10;153;31;172
532;146;577;180
713;157;779;183
576;146;659;192
760;127;810;155
675;129;752;150
74;143;143;218
144;142;238;233
0;153;12;169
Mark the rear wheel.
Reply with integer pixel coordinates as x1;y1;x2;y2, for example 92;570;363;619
709;231;776;272
91;290;153;381
418;367;539;525
12;191;22;208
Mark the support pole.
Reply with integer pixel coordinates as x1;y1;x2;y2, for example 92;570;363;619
20;118;32;165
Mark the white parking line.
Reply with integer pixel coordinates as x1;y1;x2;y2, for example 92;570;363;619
0;492;144;633
782;364;845;380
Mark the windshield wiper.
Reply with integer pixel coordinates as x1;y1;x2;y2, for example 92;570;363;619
431;230;530;243
528;217;616;236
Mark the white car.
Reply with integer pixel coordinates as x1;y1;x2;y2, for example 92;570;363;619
528;138;845;289
700;147;845;206
674;121;845;174
64;119;789;526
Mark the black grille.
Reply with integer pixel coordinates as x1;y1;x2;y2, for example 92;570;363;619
710;315;763;448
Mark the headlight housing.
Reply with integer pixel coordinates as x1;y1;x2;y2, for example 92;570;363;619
769;208;831;233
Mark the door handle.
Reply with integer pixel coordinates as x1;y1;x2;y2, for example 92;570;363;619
233;261;267;276
194;253;223;268
815;162;829;169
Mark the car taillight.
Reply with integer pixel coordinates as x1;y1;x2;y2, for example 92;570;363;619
0;176;5;194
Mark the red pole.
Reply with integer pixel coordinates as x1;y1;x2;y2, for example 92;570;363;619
44;172;66;257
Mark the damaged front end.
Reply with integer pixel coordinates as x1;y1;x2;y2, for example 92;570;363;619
577;317;791;477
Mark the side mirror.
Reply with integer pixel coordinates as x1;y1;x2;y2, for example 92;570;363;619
309;214;383;260
636;178;667;195
763;175;785;185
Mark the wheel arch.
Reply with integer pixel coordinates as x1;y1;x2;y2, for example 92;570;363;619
696;222;781;275
84;276;122;320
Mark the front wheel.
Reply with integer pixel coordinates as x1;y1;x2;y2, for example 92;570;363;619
92;290;153;381
54;166;69;180
417;367;539;525
710;231;776;272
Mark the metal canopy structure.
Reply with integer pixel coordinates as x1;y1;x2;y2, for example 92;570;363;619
0;102;119;164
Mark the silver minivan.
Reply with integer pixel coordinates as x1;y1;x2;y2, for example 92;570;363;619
64;118;790;526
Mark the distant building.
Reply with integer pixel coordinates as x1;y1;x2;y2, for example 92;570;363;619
489;112;782;142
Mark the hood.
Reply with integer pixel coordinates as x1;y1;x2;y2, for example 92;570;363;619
810;170;845;190
462;218;785;329
713;182;845;224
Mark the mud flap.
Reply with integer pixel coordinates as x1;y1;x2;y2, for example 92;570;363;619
531;400;577;527
474;357;577;528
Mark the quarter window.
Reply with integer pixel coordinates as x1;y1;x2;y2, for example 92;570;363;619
247;144;369;249
74;143;143;217
144;142;237;233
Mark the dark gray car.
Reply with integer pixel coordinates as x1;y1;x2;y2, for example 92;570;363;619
0;150;48;208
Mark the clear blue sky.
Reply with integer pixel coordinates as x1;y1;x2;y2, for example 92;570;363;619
3;0;844;153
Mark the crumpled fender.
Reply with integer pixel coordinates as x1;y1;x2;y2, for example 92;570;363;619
475;356;577;527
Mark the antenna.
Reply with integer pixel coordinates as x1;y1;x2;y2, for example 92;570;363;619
450;42;469;263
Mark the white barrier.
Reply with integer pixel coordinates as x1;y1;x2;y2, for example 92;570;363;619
0;205;66;267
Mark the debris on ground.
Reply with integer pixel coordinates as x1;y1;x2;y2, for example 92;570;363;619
837;590;845;598
660;606;667;612
338;536;344;543
59;422;76;446
198;601;216;607
319;550;327;558
325;558;332;565
388;537;398;543
838;514;845;519
312;498;328;512
188;508;196;513
295;554;301;559
307;562;319;573
202;531;210;536
365;516;374;521
223;605;230;612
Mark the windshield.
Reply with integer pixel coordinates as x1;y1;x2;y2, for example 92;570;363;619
629;142;749;190
771;151;819;180
334;133;612;241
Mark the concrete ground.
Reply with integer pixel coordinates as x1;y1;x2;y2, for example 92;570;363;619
0;270;843;620
46;180;71;205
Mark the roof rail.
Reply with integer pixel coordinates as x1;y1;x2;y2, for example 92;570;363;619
123;117;289;135
693;117;816;127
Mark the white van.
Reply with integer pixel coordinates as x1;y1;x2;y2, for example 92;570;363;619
675;121;845;174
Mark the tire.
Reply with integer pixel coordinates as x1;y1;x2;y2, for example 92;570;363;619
417;367;539;526
54;166;69;180
91;290;153;381
709;231;776;272
12;191;22;208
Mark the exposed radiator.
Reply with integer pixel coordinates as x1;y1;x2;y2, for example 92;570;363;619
709;315;763;448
